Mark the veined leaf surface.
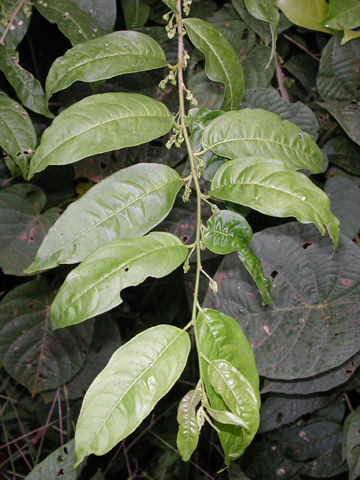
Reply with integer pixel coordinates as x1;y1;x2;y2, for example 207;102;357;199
25;163;182;273
71;0;116;33
238;247;273;305
121;0;150;29
26;440;77;480
0;0;32;49
342;406;360;480
46;31;167;100
75;325;190;465
51;232;188;328
184;18;244;110
275;0;332;33
202;109;323;173
176;389;202;461
210;157;339;249
28;93;174;178
325;0;360;30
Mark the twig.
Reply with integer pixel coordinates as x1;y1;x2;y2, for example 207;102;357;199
0;0;27;45
122;440;132;479
275;52;290;101
282;34;320;62
343;392;354;412
13;442;32;471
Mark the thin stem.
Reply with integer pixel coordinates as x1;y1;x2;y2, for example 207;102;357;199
275;52;290;101
0;0;27;45
282;34;320;62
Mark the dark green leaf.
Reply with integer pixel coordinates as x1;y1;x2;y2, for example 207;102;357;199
71;0;116;33
275;0;333;33
343;406;360;480
231;0;271;45
204;223;360;379
0;184;59;276
321;99;360;146
176;389;201;461
0;279;93;394
210;157;339;249
46;31;167;100
74;324;190;465
187;71;225;111
0;0;32;49
89;470;105;480
28;92;174;178
33;0;102;46
121;0;150;29
51;232;188;328
238;247;273;305
241;46;275;88
228;464;251;480
325;0;360;30
202;109;323;172
25;163;182;273
0;95;36;177
184;18;245;110
323;136;360;175
161;0;177;13
26;440;77;480
0;46;53;118
284;53;318;91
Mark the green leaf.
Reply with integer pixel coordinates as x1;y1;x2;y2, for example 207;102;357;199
321;100;360;146
89;470;105;480
323;136;360;175
241;46;275;88
210;157;339;249
176;389;202;461
206;407;249;428
0;95;36;177
74;324;190;466
183;18;244;110
26;440;77;480
275;0;333;33
342;27;360;44
203;210;252;254
0;184;59;276
46;31;167;100
238;247;273;305
121;0;150;29
204;222;360;379
0;0;32;49
0;279;93;394
25;163;182;273
161;0;177;13
0;46;53;118
343;406;360;480
51;232;188;328
325;0;360;30
28;92;174;178
202;109;323;173
231;0;271;45
33;0;102;46
70;0;116;33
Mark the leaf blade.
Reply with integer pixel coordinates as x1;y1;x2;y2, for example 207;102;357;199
176;389;202;461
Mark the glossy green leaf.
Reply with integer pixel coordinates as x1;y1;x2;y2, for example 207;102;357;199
202;109;323;173
0;45;53;118
323;136;360;175
238;247;273;305
26;440;77;480
325;0;360;30
161;0;177;13
46;31;166;100
0;279;93;394
275;0;333;33
241;46;275;88
71;0;116;33
204;223;360;379
51;232;188;328
0;0;32;49
183;18;244;110
28;92;174;178
25;163;182;273
121;0;150;29
342;27;360;44
206;406;248;428
0;95;36;177
210;157;339;249
176;389;202;461
0;184;59;276
33;0;102;46
202;210;252;254
74;324;190;465
343;406;360;480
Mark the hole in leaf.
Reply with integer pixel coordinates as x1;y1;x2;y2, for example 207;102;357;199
298;133;303;140
181;235;189;243
56;454;64;464
100;162;106;170
125;267;129;272
270;270;278;279
302;241;312;249
63;446;68;454
27;300;34;308
334;332;338;337
56;468;64;477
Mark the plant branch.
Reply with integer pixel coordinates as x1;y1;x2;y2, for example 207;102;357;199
275;52;290;102
0;0;27;45
282;34;320;62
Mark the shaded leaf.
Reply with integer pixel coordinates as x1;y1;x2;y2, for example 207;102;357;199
325;0;360;30
237;247;273;305
33;0;102;46
241;46;275;88
71;0;116;33
0;45;53;118
46;31;167;100
285;53;318;92
187;71;225;111
323;136;360;175
0;184;59;276
210;157;339;249
184;18;244;110
0;279;93;394
161;0;177;13
121;0;150;29
204;222;360;379
0;0;32;49
74;324;190;465
28;92;174;178
321;99;360;146
25;163;182;273
51;232;188;328
275;0;332;33
342;406;360;480
26;440;77;480
231;0;271;45
209;12;256;56
0;95;36;177
202;109;323;173
89;470;105;480
176;389;202;461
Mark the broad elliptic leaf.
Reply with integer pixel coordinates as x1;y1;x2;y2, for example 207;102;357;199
275;0;333;33
241;46;275;88
231;0;272;45
325;0;360;30
74;324;190;465
343;406;360;480
46;31;167;100
321;100;360;146
28;92;174;179
0;279;93;394
202;210;252;255
33;0;102;46
202;109;323;173
237;247;273;305
0;95;36;177
176;389;202;461
51;232;188;328
0;0;32;49
204;222;360;379
242;87;319;140
183;18;245;110
25;163;182;273
323;136;360;175
0;184;59;276
0;46;53;118
71;0;116;33
206;407;248;429
210;157;340;249
26;440;77;480
121;0;150;29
